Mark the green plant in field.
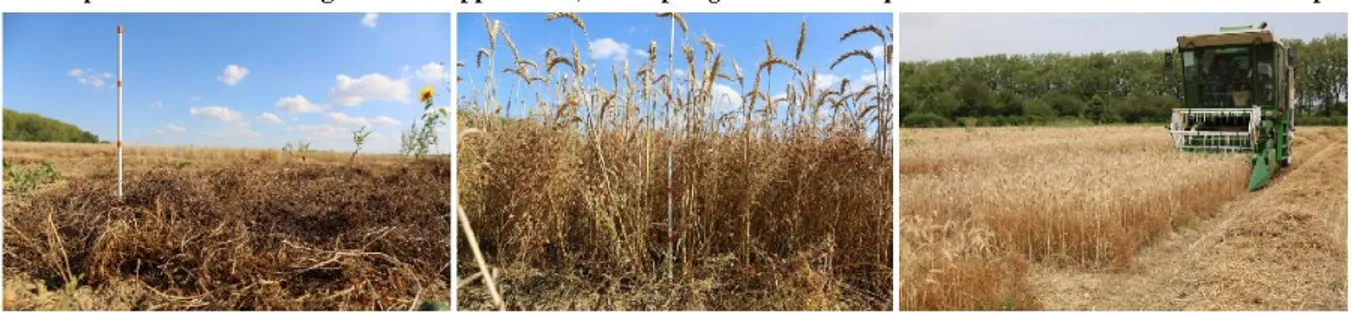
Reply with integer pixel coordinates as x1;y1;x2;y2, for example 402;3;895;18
350;125;372;163
4;159;28;191
416;300;449;311
283;140;313;162
401;86;448;158
58;273;83;311
40;160;61;180
5;159;63;193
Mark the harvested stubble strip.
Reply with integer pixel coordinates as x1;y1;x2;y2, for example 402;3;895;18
4;160;451;310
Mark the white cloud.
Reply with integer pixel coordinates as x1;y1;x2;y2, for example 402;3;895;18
288;124;350;140
69;68;111;88
155;123;186;134
711;83;743;113
415;62;446;83
633;49;649;59
190;96;202;102
210;122;262;139
674;69;688;79
256;112;283;124
152;101;164;108
857;69;885;91
217;64;250;86
869;45;886;61
328;112;399;128
328;112;363;127
189;106;242;121
330;73;411;106
84;76;107;87
361;13;379;28
814;73;842;91
372;116;399;127
275;95;323;113
435;123;452;152
589;38;631;63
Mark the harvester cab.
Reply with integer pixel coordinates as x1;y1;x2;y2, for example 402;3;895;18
1166;22;1296;191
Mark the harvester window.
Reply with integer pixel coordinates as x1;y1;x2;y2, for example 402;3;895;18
1199;50;1214;71
1258;62;1274;102
1183;46;1255;108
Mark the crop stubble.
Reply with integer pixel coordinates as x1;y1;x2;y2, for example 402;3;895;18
4;157;451;310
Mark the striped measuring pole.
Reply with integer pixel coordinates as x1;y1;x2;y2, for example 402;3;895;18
117;24;124;201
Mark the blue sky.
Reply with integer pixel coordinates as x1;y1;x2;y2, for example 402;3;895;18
4;13;451;154
899;13;1347;61
457;13;893;119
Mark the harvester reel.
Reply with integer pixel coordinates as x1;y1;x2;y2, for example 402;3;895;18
1168;107;1262;152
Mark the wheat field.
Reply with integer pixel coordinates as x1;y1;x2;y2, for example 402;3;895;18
457;13;893;310
3;141;410;177
899;125;1252;310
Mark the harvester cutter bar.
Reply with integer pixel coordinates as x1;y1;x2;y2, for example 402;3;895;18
1168;107;1261;152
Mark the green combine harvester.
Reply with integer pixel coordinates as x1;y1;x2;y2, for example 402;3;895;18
1167;22;1297;191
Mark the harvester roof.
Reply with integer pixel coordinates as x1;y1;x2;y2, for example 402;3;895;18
1177;26;1282;49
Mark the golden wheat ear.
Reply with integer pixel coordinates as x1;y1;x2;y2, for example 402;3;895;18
840;24;885;42
831;49;875;71
545;12;587;34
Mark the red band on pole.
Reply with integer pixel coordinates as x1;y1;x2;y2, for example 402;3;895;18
117;80;121;88
117;140;122;147
117;25;123;34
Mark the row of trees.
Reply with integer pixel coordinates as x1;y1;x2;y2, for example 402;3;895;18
3;109;100;143
899;33;1347;127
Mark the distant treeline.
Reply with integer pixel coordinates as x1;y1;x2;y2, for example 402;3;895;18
3;109;100;143
899;33;1348;127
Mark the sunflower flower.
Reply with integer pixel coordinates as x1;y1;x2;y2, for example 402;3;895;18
420;87;435;103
